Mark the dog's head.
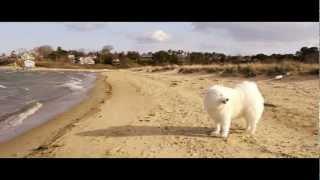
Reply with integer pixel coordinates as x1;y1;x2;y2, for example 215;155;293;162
207;85;230;106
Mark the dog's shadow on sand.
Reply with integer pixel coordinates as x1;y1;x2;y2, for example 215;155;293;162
77;125;245;138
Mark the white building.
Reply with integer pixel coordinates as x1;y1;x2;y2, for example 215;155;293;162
79;56;95;65
68;55;76;63
112;58;120;64
140;53;153;61
68;54;75;60
24;60;35;68
20;52;36;68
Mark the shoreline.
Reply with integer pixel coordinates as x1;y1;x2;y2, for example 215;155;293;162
0;65;111;72
0;72;111;157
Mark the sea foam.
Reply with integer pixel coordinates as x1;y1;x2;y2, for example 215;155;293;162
61;80;84;91
0;102;43;130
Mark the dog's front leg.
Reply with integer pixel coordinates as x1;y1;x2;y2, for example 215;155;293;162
221;116;232;139
210;122;221;137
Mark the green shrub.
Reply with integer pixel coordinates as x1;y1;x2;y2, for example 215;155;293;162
239;66;256;77
307;68;319;75
221;66;236;76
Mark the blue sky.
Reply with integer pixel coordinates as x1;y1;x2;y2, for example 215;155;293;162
0;22;318;55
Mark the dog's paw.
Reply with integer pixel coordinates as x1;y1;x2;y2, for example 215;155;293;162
221;134;228;138
209;131;221;137
221;135;230;142
249;130;256;136
221;132;230;140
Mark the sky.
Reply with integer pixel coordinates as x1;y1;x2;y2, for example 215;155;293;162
0;22;318;55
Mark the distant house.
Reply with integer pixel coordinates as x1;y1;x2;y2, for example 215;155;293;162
19;52;36;68
112;58;120;65
177;53;187;59
242;56;253;63
212;54;222;60
140;53;153;61
24;60;35;68
79;56;95;65
68;54;75;60
238;56;247;63
68;55;76;63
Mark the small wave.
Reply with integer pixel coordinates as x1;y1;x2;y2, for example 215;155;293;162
70;77;83;82
61;80;84;91
0;102;43;129
0;85;7;88
10;102;43;126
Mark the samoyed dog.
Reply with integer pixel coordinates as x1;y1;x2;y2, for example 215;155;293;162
203;81;264;139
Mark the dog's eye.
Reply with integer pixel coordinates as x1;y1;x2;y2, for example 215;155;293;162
226;98;229;101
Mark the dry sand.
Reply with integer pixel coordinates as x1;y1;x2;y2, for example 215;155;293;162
0;68;319;158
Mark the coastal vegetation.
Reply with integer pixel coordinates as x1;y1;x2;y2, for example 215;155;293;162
0;45;318;76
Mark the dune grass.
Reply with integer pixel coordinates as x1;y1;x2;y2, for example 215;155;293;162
141;61;318;77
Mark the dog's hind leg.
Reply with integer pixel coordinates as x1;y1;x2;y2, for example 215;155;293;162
250;121;257;135
245;118;251;132
249;105;264;135
245;113;260;135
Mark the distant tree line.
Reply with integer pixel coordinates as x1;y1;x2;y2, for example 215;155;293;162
1;45;318;66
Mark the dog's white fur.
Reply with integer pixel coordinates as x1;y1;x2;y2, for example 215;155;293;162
203;81;264;139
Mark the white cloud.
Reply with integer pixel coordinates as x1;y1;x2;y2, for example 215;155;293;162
64;22;107;31
135;30;171;43
151;30;170;42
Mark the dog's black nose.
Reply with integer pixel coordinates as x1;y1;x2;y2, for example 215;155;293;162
222;98;229;104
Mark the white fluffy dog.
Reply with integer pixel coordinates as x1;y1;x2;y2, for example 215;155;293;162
203;81;264;139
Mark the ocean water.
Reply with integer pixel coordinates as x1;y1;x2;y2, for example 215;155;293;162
0;69;97;143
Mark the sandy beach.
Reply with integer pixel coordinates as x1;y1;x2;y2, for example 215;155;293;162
0;68;318;158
